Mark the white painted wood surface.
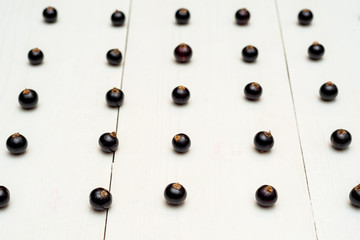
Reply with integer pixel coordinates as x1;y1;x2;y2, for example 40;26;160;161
0;0;129;239
0;0;359;239
278;0;360;239
106;0;315;239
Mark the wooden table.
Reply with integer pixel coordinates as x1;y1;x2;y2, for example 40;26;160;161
0;0;359;239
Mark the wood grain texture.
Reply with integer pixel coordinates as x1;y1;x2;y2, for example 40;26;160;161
0;0;129;239
277;0;360;239
106;0;316;239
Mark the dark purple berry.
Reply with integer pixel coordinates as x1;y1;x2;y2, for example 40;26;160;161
172;133;191;153
175;8;190;24
172;86;190;105
256;185;278;207
331;129;351;150
298;9;313;25
174;43;192;63
254;131;274;152
242;45;258;62
99;132;119;153
308;42;324;60
235;8;250;25
164;183;187;205
89;188;112;210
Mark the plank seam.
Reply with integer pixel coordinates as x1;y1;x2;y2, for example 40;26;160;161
103;0;134;239
273;0;319;239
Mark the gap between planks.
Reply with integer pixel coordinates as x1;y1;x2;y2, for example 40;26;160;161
103;0;134;239
273;0;319;239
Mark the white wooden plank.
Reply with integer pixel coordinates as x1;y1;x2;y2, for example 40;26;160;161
106;0;316;239
277;0;360;239
0;0;129;239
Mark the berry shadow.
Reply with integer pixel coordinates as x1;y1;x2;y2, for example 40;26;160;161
89;206;109;214
18;106;38;111
0;204;10;210
329;143;351;152
252;146;271;155
173;21;190;26
106;61;122;67
172;59;192;65
171;100;190;107
348;201;360;209
318;96;336;102
233;21;250;27
7;151;27;158
27;62;44;67
306;55;323;62
163;200;185;208
172;149;190;155
243;96;261;102
254;201;277;210
241;59;258;64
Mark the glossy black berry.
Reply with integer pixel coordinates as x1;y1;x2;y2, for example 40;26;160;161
244;82;262;100
320;82;338;101
0;186;10;208
106;88;124;107
43;7;57;23
298;9;313;25
242;45;258;62
235;8;250;25
28;48;44;65
174;43;192;63
254;131;274;152
18;89;38;109
89;188;112;211
330;129;351;150
308;42;324;60
350;184;360;207
111;10;125;26
175;8;190;24
256;185;278;207
164;183;187;205
6;133;28;154
172;86;190;105
172;133;191;153
106;49;122;65
99;132;119;153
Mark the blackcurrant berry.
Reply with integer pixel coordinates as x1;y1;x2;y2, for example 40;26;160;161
89;188;112;211
235;8;250;25
330;129;351;150
18;89;38;109
174;43;192;63
6;133;28;154
172;133;191;153
298;9;313;25
175;8;190;24
106;88;124;107
244;82;262;100
28;48;44;65
320;82;338;101
111;10;125;26
106;49;122;65
172;86;190;105
43;7;57;23
254;131;274;152
0;186;10;208
350;184;360;207
242;45;258;62
164;183;187;205
99;132;119;153
308;42;324;60
255;185;278;207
